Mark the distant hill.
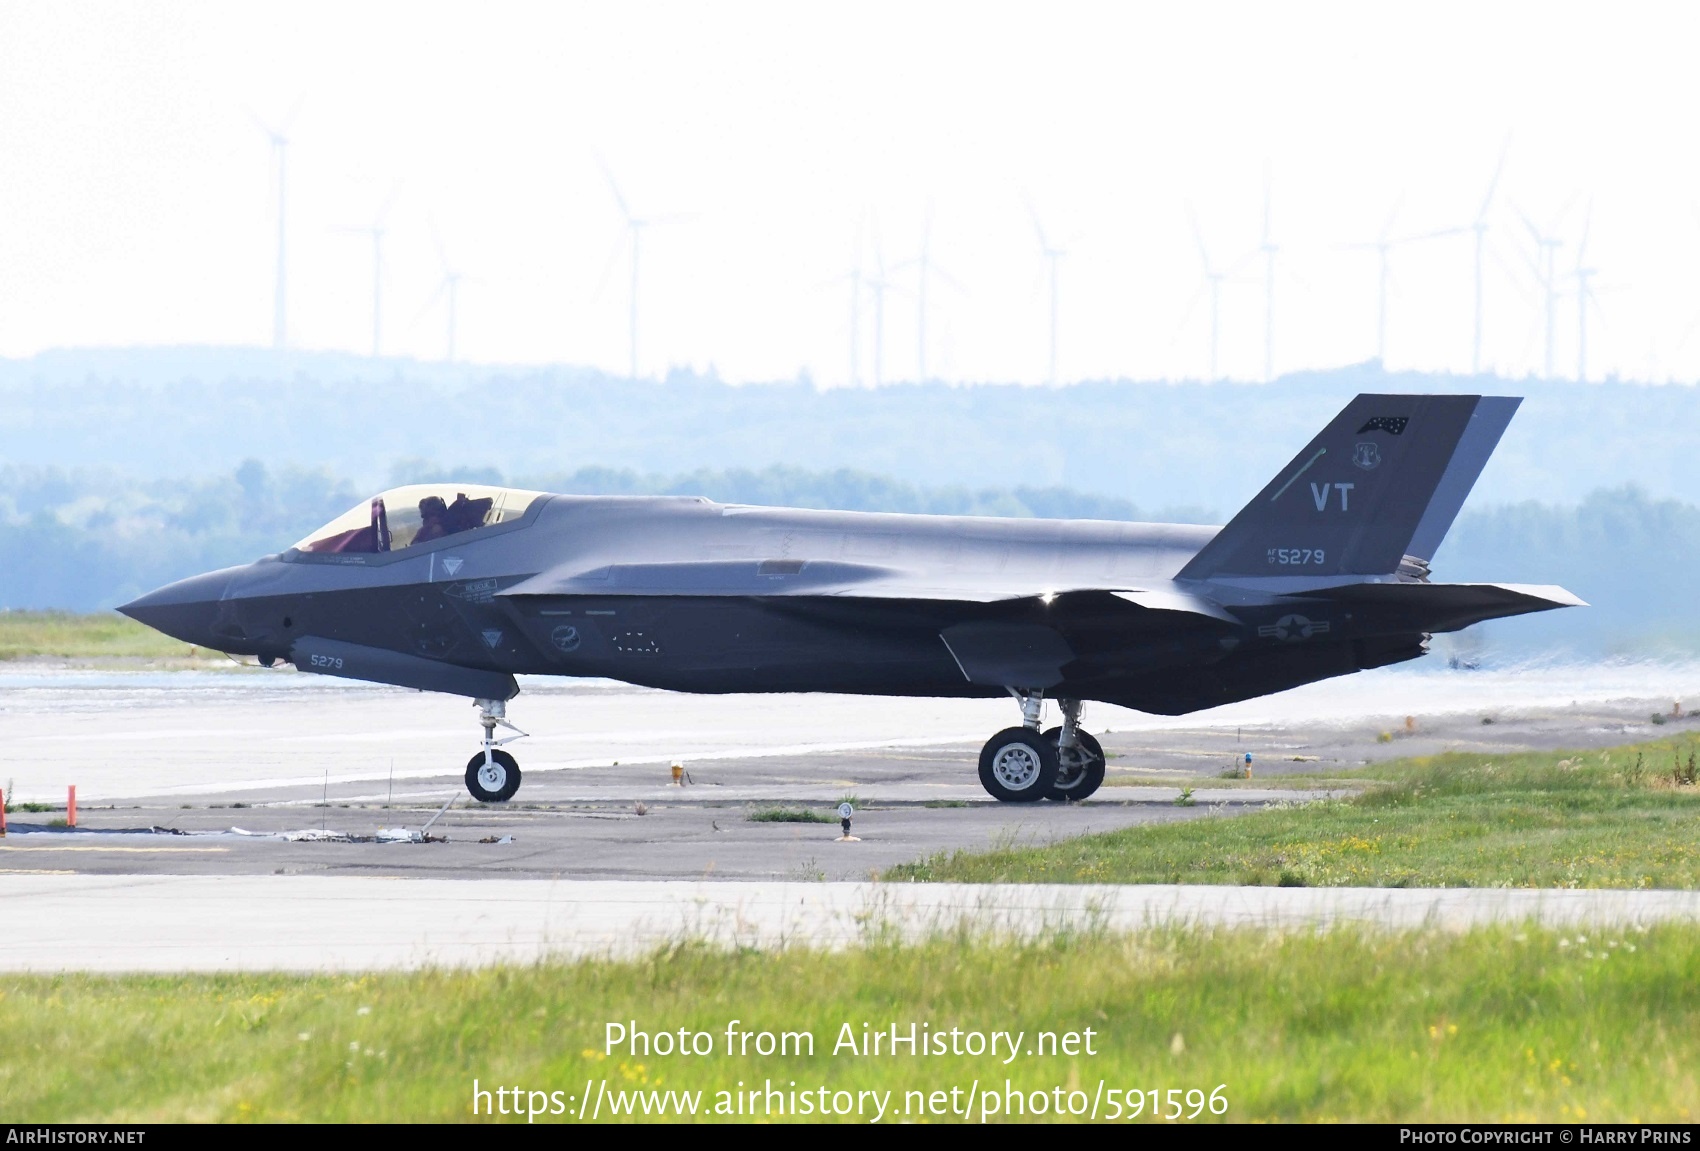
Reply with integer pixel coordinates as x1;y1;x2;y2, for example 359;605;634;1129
4;346;1693;657
0;454;1692;659
1;346;1693;514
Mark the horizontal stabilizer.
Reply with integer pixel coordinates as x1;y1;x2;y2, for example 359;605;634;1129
1293;581;1585;633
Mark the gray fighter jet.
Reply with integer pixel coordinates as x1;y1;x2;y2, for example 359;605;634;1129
121;393;1580;804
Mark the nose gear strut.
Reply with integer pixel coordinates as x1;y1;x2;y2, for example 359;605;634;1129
465;696;528;803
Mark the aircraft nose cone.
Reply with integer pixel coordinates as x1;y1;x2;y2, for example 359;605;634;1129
118;568;241;649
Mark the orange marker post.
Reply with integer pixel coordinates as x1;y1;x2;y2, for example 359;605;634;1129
67;785;77;829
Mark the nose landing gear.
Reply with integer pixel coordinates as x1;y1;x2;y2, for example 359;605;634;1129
976;691;1105;803
465;697;528;803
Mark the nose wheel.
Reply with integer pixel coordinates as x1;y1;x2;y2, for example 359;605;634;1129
465;697;527;803
466;748;521;803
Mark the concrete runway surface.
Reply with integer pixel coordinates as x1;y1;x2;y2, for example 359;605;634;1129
3;660;1700;969
3;658;1697;805
5;875;1699;972
3;660;1695;883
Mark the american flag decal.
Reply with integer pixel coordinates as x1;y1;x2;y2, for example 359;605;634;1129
1356;416;1409;435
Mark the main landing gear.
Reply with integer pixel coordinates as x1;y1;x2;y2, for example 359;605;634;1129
977;692;1106;803
465;697;528;803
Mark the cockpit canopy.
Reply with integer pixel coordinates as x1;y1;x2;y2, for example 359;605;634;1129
293;484;546;555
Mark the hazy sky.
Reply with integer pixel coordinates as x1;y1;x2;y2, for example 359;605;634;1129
2;1;1698;384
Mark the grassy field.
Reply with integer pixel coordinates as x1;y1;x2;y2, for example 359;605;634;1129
748;807;836;823
0;610;214;661
890;740;1700;888
2;925;1696;1122
1100;772;1365;790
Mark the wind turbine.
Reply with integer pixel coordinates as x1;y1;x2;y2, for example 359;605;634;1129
338;185;400;357
419;222;464;363
912;207;935;381
248;103;300;349
1260;170;1277;383
1343;201;1402;365
846;255;863;388
601;161;644;380
1188;206;1227;380
1471;139;1510;375
1029;202;1065;385
864;224;897;387
896;205;966;382
819;219;872;386
1572;203;1599;382
598;157;651;381
1518;207;1566;379
1342;199;1465;365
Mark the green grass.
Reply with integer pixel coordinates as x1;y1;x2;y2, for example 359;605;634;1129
2;926;1697;1122
1100;771;1362;790
0;610;214;661
747;807;835;823
889;739;1700;888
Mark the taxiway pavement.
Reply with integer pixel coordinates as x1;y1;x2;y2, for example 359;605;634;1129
2;661;1697;886
4;874;1696;972
4;662;1699;970
3;659;1696;808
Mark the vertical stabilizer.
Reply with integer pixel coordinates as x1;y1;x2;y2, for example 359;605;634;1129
1177;393;1518;581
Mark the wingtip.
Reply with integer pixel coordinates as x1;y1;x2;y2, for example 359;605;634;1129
1494;583;1588;608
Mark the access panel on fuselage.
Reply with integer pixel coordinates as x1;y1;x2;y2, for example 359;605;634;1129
271;578;544;674
506;596;985;696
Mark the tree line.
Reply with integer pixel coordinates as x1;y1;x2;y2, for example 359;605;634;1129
0;461;1686;657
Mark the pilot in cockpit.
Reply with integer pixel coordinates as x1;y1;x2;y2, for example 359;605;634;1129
412;492;493;545
414;495;452;544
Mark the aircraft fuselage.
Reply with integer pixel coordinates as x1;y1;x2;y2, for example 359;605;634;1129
119;394;1582;803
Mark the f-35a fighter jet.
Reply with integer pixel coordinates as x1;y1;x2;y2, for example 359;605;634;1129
122;393;1580;804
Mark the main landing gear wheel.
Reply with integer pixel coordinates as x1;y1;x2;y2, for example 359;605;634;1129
978;727;1060;803
1042;727;1106;802
466;749;521;803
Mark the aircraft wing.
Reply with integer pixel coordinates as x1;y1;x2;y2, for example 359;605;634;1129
498;558;1236;617
500;560;1244;691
